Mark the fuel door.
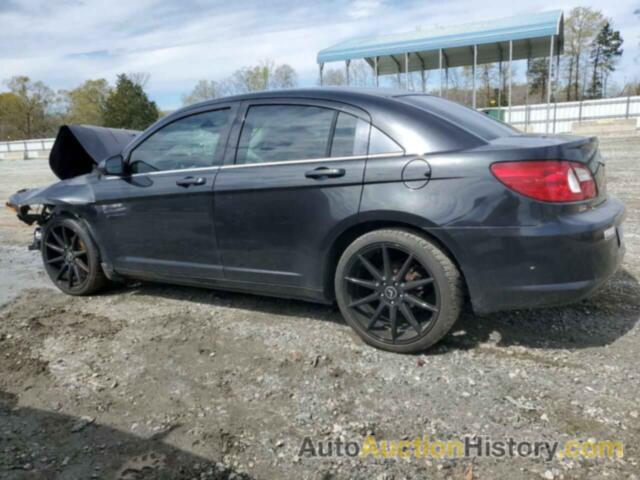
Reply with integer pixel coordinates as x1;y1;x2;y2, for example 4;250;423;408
401;157;432;190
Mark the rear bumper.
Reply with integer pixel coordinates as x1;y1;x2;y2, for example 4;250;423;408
441;196;626;314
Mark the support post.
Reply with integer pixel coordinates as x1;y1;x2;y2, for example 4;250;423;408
546;35;554;134
626;93;632;118
498;60;502;109
319;63;324;86
416;52;426;93
497;43;503;109
524;58;529;131
345;60;351;86
439;48;443;97
472;45;477;109
578;100;583;121
553;50;560;133
405;52;410;90
508;40;513;123
374;57;379;87
445;60;449;96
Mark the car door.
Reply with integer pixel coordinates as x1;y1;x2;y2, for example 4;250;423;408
92;104;236;279
213;99;371;294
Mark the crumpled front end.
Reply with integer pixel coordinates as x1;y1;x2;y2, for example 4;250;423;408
6;124;139;225
6;175;95;225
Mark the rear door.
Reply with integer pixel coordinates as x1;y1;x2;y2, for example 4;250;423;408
93;104;236;279
213;99;370;293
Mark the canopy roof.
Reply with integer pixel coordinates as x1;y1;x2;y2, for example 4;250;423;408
317;10;564;75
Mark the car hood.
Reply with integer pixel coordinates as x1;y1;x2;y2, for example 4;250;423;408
50;125;139;180
8;174;96;208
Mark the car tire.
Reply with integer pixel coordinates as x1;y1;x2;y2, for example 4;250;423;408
335;229;463;353
41;215;108;296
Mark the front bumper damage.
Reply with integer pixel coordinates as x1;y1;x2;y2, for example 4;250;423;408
29;227;43;251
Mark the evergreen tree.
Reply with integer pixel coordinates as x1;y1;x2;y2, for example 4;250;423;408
587;23;623;98
103;74;159;130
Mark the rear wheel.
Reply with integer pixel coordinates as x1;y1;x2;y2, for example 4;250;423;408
335;229;463;353
41;216;107;295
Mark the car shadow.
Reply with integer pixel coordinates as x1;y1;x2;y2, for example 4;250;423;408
0;390;254;480
439;268;640;352
104;268;639;353
106;280;347;326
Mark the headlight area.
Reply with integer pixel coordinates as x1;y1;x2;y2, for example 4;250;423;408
5;203;52;226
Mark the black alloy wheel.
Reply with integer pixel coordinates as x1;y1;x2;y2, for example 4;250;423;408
344;243;439;343
335;229;463;353
41;216;107;295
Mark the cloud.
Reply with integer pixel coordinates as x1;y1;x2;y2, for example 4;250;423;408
348;0;383;19
1;0;638;109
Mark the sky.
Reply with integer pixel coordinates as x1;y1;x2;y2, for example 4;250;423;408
1;0;639;110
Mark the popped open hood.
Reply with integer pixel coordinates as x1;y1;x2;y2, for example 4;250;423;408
49;125;139;179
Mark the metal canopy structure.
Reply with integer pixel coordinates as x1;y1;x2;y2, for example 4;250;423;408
317;10;564;132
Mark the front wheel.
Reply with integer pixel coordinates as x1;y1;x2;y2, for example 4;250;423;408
41;216;108;295
335;229;463;353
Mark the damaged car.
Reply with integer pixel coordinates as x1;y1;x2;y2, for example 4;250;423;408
7;88;626;353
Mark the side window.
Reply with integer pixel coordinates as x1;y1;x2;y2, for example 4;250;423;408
330;112;369;157
237;105;334;164
129;109;230;174
369;126;403;155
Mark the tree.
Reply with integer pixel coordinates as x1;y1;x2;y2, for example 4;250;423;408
103;74;159;130
0;92;23;140
587;22;623;98
479;64;497;107
128;72;151;88
322;68;347;86
182;80;220;106
63;79;111;125
563;7;606;100
529;58;549;102
182;61;298;104
228;59;298;93
3;76;56;138
272;64;297;89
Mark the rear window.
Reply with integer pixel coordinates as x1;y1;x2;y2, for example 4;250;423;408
397;95;518;140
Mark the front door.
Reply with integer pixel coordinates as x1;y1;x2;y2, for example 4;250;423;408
213;100;371;294
93;105;235;279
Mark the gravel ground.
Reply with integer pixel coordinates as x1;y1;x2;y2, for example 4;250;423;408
0;137;639;480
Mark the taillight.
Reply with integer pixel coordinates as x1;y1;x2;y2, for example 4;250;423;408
490;160;597;202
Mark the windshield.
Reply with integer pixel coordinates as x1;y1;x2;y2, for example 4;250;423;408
396;95;519;141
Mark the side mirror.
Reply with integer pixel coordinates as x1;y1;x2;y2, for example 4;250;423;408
97;155;125;176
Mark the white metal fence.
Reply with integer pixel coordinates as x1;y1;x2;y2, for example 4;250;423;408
0;138;54;160
493;95;640;134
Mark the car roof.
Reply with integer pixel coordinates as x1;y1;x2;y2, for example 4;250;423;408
179;87;426;113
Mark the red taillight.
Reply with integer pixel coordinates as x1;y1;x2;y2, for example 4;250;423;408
490;160;597;202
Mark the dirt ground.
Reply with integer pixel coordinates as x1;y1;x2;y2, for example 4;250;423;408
1;137;639;480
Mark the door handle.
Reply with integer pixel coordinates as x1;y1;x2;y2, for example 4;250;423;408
305;167;346;179
176;176;206;187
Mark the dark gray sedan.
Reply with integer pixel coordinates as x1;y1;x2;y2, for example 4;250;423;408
7;88;625;353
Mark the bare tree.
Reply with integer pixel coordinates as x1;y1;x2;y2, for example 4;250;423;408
563;7;606;100
182;80;220;106
4;76;56;138
321;68;347;86
227;59;298;94
272;64;297;89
